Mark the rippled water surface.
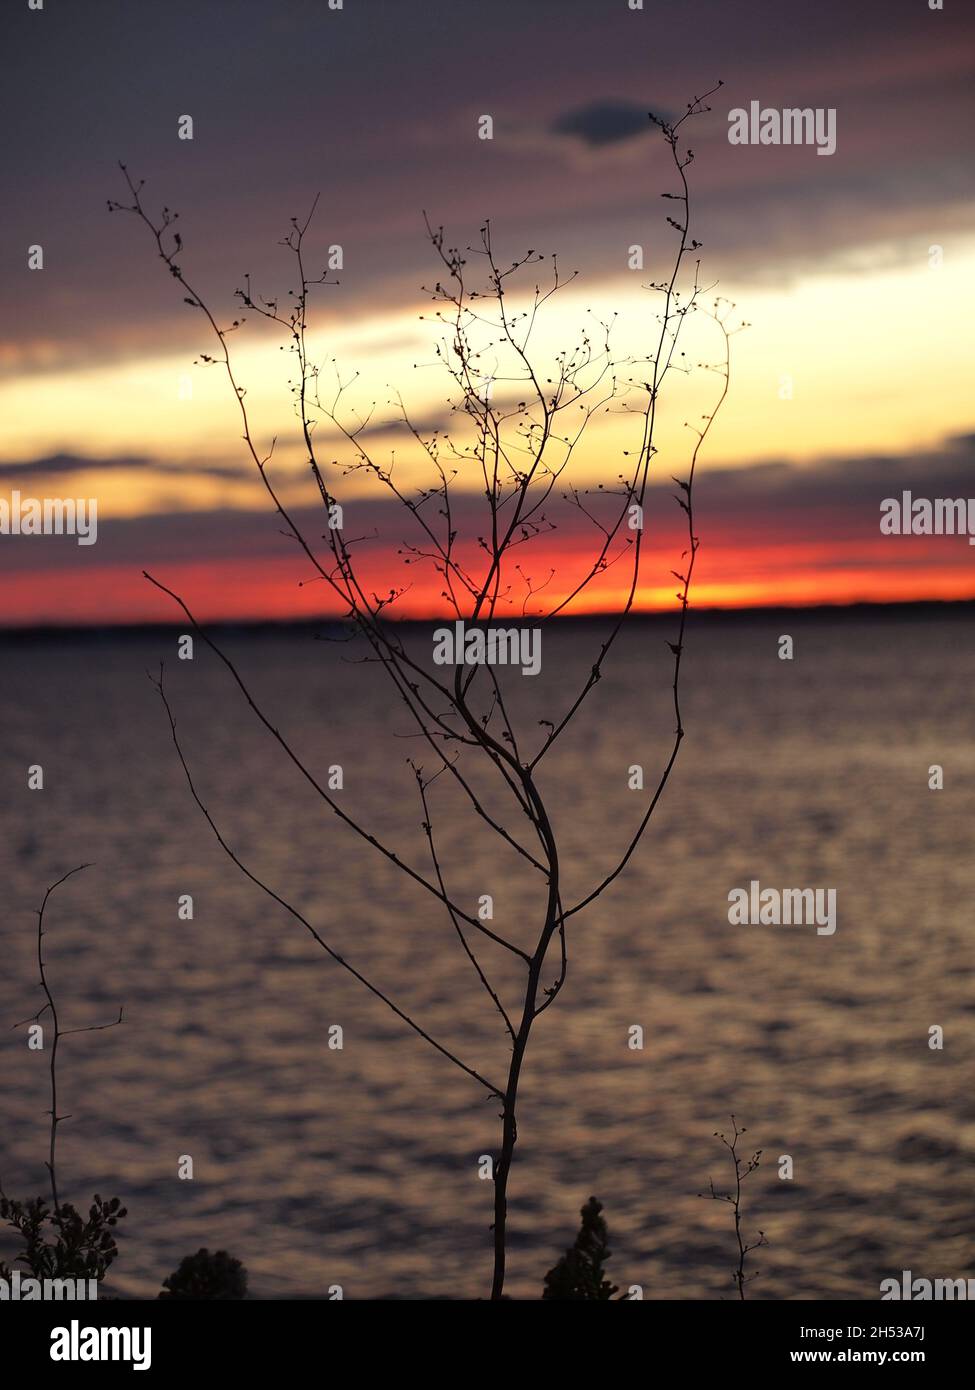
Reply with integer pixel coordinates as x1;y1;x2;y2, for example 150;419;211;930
2;610;973;1299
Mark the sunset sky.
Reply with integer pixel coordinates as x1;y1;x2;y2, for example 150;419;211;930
2;0;973;625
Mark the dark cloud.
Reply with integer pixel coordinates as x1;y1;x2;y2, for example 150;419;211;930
4;433;973;577
0;454;247;481
1;0;971;365
551;100;658;147
711;436;975;504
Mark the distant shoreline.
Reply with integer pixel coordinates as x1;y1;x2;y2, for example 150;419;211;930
1;597;972;643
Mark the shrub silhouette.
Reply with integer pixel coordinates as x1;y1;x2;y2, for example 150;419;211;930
159;1247;248;1300
0;1193;126;1284
542;1196;619;1300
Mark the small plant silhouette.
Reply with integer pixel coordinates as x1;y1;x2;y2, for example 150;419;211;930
542;1196;619;1300
0;867;126;1288
698;1115;767;1299
0;1193;126;1285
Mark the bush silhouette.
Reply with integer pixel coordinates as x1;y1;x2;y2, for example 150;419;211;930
0;1193;127;1284
159;1247;248;1300
542;1197;619;1300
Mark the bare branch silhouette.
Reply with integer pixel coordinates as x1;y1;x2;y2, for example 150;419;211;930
10;866;124;1215
698;1115;768;1299
112;79;739;1298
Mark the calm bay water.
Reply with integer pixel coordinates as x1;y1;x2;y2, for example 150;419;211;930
1;609;973;1299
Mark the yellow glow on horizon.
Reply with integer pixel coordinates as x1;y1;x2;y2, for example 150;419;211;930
2;236;972;522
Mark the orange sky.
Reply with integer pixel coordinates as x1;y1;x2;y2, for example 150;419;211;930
4;487;974;627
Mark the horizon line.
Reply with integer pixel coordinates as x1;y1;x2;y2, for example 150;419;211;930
2;595;972;640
